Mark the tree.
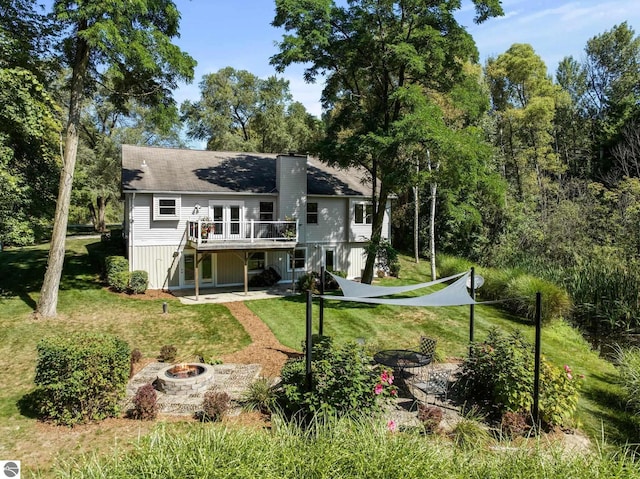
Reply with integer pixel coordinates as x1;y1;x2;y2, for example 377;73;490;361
37;0;195;318
271;0;504;283
182;67;321;153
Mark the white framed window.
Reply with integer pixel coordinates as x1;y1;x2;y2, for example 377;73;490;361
324;248;335;271
307;202;318;224
288;248;306;271
154;195;181;220
354;202;373;224
248;252;266;271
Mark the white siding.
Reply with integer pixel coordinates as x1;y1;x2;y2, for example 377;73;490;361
304;196;348;244
348;199;392;242
346;245;368;279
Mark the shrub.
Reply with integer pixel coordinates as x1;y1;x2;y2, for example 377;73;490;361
455;328;582;429
201;390;231;421
242;378;277;414
500;411;531;439
33;333;130;426
131;383;158;420
110;270;130;293
417;404;443;433
278;337;397;418
105;255;128;283
296;272;317;293
129;270;148;294
131;349;142;363
158;345;177;363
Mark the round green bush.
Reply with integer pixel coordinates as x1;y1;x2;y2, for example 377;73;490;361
129;270;148;294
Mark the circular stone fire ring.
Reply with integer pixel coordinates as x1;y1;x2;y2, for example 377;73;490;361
156;363;214;395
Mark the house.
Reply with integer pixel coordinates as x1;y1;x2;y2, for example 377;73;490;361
121;144;391;294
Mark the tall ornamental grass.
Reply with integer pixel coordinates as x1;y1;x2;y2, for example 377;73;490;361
438;254;571;324
49;418;640;478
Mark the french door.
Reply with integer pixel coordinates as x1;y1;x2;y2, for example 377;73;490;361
209;201;243;239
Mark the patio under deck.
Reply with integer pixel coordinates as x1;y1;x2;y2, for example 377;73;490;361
186;219;300;300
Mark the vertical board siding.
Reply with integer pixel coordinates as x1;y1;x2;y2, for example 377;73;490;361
131;245;180;290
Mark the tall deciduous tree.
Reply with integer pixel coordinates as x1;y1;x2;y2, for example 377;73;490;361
271;0;503;283
37;0;195;318
182;67;321;153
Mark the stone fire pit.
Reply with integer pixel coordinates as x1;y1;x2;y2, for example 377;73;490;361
156;363;214;395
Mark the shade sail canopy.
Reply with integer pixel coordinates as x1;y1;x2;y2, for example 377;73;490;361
320;271;482;307
327;271;466;298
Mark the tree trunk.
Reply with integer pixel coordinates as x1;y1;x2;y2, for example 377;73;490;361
36;29;89;318
414;183;419;263
361;189;389;284
91;196;109;233
429;181;437;281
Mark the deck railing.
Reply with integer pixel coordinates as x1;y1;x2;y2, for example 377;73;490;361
187;219;298;246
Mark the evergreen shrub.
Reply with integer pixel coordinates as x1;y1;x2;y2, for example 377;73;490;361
34;333;130;426
129;270;148;294
158;344;177;363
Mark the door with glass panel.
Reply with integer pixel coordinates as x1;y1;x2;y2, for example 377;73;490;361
183;252;214;285
209;202;243;239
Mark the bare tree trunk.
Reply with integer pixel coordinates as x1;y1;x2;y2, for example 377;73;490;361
427;150;439;281
36;29;89;318
414;159;419;263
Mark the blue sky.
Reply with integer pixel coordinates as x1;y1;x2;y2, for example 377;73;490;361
172;0;640;119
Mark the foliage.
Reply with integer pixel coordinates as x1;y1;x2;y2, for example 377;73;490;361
104;255;128;286
438;254;571;324
296;272;317;293
241;378;277;415
615;346;640;416
277;336;396;418
129;270;148;294
130;383;158;420
366;239;400;277
181;66;321;153
200;390;231;422
131;349;142;364
53;417;640;478
109;271;129;293
500;411;531;439
33;332;130;426
456;328;583;428
449;410;492;449
158;345;177;363
417;404;443;433
271;0;503;283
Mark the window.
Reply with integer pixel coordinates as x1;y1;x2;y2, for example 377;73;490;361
260;202;274;221
248;252;266;271
325;249;335;271
289;248;306;271
355;203;372;224
154;195;180;220
307;202;318;224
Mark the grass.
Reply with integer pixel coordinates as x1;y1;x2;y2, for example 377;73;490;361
1;238;638;474
48;417;640;478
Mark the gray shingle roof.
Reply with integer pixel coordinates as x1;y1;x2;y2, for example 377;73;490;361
121;144;372;196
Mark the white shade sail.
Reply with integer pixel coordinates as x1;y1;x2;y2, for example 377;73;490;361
327;271;466;298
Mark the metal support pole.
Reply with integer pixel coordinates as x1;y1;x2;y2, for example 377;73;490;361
305;289;313;392
319;266;325;336
533;292;542;430
469;267;475;347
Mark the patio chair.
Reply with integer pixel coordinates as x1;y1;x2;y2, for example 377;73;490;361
415;367;451;404
419;336;437;361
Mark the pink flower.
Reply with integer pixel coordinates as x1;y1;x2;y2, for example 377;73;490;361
374;383;383;395
564;365;572;374
390;389;397;396
388;374;394;385
387;420;397;432
381;371;389;383
567;372;573;380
